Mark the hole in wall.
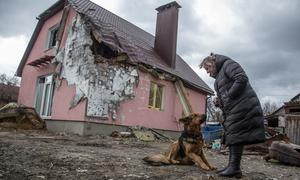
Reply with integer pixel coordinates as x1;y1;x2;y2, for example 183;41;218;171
90;33;118;59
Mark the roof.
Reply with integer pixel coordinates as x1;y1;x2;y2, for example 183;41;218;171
270;92;300;116
290;93;300;102
16;0;213;95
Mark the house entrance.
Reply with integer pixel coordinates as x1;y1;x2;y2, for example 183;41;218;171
35;74;54;117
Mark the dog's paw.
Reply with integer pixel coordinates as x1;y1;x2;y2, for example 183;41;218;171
196;164;211;171
209;166;217;171
170;159;180;164
201;166;211;171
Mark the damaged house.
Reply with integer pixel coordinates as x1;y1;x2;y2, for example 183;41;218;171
16;0;213;136
265;93;300;145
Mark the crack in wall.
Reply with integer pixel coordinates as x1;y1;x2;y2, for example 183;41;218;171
53;14;138;120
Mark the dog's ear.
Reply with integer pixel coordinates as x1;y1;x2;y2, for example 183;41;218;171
179;113;207;124
179;115;192;124
192;113;206;125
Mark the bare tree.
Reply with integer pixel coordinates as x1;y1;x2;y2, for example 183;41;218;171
0;73;20;86
262;101;278;116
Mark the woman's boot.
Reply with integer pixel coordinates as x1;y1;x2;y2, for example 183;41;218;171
216;146;232;173
218;145;243;178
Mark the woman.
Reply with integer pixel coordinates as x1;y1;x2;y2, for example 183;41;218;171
200;53;265;178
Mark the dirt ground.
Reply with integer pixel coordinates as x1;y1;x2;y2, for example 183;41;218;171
0;130;299;180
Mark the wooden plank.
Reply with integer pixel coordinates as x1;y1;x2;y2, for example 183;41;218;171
174;79;193;116
286;115;300;145
56;4;70;52
178;80;194;113
149;128;172;141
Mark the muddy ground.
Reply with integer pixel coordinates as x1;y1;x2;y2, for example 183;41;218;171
0;130;299;180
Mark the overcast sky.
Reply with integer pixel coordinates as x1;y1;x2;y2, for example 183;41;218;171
0;0;299;106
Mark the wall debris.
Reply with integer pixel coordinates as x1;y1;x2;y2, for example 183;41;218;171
53;15;138;120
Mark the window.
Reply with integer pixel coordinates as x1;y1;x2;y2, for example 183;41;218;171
46;24;59;49
289;108;300;113
148;82;164;110
35;74;55;117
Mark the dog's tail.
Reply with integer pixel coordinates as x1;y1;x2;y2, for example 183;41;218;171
143;154;171;166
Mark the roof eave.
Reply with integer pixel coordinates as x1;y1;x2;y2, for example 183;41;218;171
181;79;214;96
38;0;66;20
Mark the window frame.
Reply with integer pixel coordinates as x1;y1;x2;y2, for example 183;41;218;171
45;24;59;50
148;82;165;111
34;74;55;118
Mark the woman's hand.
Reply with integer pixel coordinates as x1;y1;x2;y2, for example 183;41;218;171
213;96;221;107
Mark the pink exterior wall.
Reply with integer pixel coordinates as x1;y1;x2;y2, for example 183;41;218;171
18;6;207;132
18;8;80;111
85;71;207;131
18;6;63;106
118;71;206;131
51;80;86;121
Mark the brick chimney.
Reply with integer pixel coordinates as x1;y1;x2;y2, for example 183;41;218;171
154;1;181;69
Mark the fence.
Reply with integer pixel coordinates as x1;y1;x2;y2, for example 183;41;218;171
286;115;300;145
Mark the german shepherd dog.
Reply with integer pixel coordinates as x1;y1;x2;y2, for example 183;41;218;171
143;113;216;171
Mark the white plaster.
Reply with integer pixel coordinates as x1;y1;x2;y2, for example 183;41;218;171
53;15;138;120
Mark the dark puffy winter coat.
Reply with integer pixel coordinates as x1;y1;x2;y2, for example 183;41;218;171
213;54;265;145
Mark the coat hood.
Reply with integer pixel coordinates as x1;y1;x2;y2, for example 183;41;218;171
215;54;231;72
212;54;231;78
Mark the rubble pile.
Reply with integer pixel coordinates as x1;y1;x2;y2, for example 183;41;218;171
245;127;291;154
110;126;172;142
0;103;46;130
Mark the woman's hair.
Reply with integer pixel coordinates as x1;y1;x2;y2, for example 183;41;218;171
199;53;216;68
